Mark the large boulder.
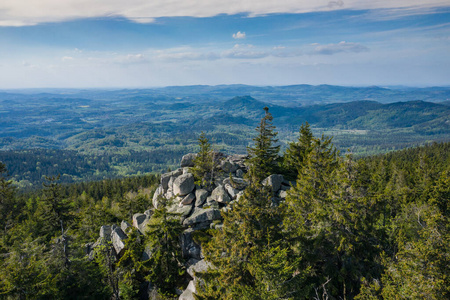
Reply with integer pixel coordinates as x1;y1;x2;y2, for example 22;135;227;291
121;220;132;233
186;258;211;278
278;190;287;199
173;173;195;196
152;185;164;208
168;202;194;218
181;193;195;205
206;197;220;209
181;153;197;168
211;185;231;203
223;177;248;190
179;280;197;300
111;227;128;256
183;208;222;227
224;184;238;200
219;160;237;173
166;176;175;199
181;228;201;260
99;225;111;240
195;189;208;207
262;174;284;192
133;213;150;233
161;174;171;191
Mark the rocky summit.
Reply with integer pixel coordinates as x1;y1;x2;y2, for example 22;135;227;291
89;152;291;299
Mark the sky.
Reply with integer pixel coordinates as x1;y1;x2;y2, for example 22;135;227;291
0;0;449;88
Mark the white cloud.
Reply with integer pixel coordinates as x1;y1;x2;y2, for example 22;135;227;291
154;44;308;61
61;56;74;61
232;31;246;39
0;1;449;26
313;41;369;55
156;51;220;61
222;44;268;59
114;54;149;65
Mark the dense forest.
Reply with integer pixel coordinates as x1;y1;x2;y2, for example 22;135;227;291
0;106;448;299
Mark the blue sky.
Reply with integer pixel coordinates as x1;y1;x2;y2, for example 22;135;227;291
0;1;449;88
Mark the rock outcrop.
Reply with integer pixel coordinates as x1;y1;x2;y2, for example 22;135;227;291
173;173;195;196
111;226;128;256
91;151;293;299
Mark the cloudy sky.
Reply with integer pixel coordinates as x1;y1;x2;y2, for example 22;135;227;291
0;0;449;88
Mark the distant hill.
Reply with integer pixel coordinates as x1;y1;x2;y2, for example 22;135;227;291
2;84;450;106
1;87;449;186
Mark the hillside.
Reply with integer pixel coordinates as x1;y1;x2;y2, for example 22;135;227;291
1;134;448;299
1;89;449;188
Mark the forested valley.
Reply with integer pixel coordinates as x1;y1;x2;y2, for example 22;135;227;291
1;85;449;190
0;106;449;299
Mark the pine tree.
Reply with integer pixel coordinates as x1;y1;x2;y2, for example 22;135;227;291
117;228;150;300
146;197;184;297
246;107;280;183
36;176;73;241
196;108;308;299
283;122;314;180
283;135;382;298
0;162;19;250
283;135;339;236
191;132;217;188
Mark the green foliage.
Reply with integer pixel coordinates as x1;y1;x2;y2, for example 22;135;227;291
1;106;450;300
246;107;280;183
35;176;74;241
94;241;120;299
117;228;150;300
0;164;160;300
0;162;19;246
197;110;309;299
0;238;55;299
191;132;218;187
146;198;185;297
284;136;375;299
282;122;314;180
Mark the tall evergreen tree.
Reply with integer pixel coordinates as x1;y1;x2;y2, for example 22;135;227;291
0;162;18;245
36;176;73;241
283;136;382;299
196;108;309;299
146;197;184;297
282;122;314;180
117;228;150;300
246;107;280;183
191;132;217;188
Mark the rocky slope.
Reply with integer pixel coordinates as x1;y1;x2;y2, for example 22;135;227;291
88;152;291;299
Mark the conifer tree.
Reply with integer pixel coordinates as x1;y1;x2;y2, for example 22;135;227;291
36;176;73;241
191;132;217;188
0;162;18;242
117;228;150;300
146;197;184;297
246;107;280;183
283;121;314;180
197;108;309;299
284;136;382;299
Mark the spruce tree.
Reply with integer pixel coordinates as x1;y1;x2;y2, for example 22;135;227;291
0;162;17;242
196;108;309;299
246;107;280;183
36;176;73;241
284;136;383;299
146;197;184;297
191;132;217;188
282;122;314;180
